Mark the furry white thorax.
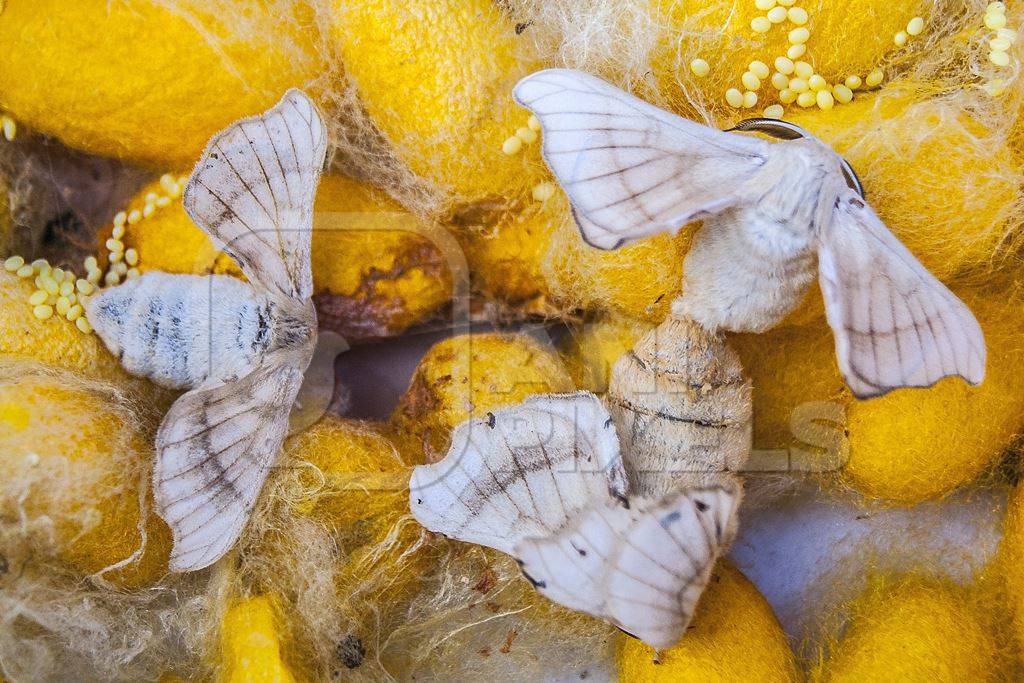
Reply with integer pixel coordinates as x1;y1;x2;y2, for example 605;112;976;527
86;271;315;390
674;138;848;333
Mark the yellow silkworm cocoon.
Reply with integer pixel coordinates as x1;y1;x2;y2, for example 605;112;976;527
789;27;810;43
906;16;924;35
656;0;928;114
990;37;1012;51
771;72;790;89
810;574;1006;681
749;60;771;79
75;317;92;335
3;256;23;272
988;1;1006;12
989;51;1010;67
217;596;297;683
997;27;1018;40
797;92;816;107
789;77;809;92
726;88;745;107
865;68;884;86
124;248;139;266
618;562;799;681
894;30;908;47
142;204;155;219
15;265;33;278
28;290;47;306
751;16;772;33
690;58;710;77
808;74;827;91
755;0;776;10
55;297;70;316
787;6;808;24
390;333;573;464
764;104;785;118
127;210;141;225
780;88;797;103
985;11;1008;30
67;304;83;322
0;373;172;587
502;135;523;155
333;0;546;204
774;56;795;74
832;84;854;103
32;304;53;320
75;279;92;295
847;290;1024;502
58;281;73;297
816;90;835;109
527;114;541;131
845;74;862;89
743;91;758;108
284;415;411;533
767;6;788;23
104;271;121;287
516;126;538;144
741;71;762;90
0;0;327;168
778;0;795;5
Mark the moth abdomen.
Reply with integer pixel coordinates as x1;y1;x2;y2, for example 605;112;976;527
87;272;274;390
607;315;752;498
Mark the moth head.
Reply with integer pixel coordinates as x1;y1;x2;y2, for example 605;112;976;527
727;118;865;199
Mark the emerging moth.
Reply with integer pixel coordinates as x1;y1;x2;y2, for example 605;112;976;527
513;69;986;399
86;90;327;571
410;392;741;650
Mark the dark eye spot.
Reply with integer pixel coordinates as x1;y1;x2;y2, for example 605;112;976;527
850;197;865;209
485;412;496;428
695;500;708;512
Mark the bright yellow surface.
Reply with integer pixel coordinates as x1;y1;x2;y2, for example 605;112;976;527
0;0;327;167
618;561;799;682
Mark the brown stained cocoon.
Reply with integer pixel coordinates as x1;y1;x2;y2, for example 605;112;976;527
313;239;450;340
607;314;752;498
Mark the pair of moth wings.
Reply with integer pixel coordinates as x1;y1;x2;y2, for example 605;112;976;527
513;69;985;398
155;90;327;570
411;393;740;650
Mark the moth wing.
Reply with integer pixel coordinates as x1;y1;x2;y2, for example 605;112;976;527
410;392;628;555
818;190;986;398
154;349;310;571
183;89;327;301
514;483;740;650
513;69;769;249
